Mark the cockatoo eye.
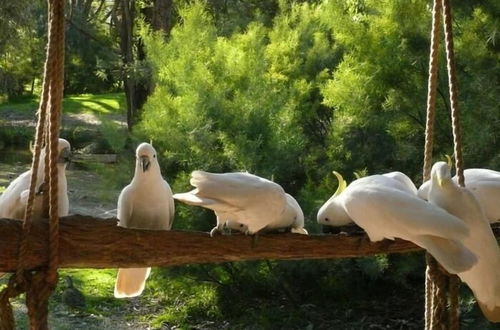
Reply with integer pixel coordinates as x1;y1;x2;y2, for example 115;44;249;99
240;224;244;228
324;217;330;222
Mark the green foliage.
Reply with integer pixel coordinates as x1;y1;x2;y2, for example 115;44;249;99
131;1;500;328
1;0;499;328
0;2;44;97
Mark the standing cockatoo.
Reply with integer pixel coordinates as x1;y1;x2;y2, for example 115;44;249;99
0;138;71;220
173;171;307;236
318;171;477;274
114;143;175;298
419;168;500;223
428;162;500;322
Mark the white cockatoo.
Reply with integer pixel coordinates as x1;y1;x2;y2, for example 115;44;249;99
0;138;71;220
419;168;500;223
317;171;477;274
173;171;307;236
428;162;500;322
114;143;175;298
317;171;418;226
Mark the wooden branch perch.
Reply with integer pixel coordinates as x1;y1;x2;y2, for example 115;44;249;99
1;216;499;272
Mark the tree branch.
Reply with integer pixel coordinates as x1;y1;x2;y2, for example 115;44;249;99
0;216;498;272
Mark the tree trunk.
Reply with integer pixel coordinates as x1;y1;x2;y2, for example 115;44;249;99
119;0;135;130
151;0;173;34
117;0;174;130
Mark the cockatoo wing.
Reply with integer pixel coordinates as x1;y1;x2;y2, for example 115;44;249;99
164;181;175;230
342;185;475;273
463;168;500;181
465;180;500;223
117;185;133;228
0;171;31;218
190;171;286;209
173;191;243;214
382;172;418;195
478;303;500;323
343;185;469;241
114;268;151;298
182;171;288;234
417;181;431;200
412;235;477;274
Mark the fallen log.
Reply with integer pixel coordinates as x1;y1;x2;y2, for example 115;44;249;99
72;153;117;164
0;216;498;272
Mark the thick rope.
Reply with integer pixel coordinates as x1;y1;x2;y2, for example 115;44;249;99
422;0;442;182
429;261;448;330
423;1;449;329
442;0;464;188
0;2;55;329
26;1;65;328
448;275;460;329
47;0;64;287
0;0;64;328
441;0;463;328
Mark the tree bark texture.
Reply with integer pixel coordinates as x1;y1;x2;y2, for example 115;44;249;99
1;216;498;272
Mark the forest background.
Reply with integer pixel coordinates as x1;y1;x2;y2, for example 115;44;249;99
0;0;499;328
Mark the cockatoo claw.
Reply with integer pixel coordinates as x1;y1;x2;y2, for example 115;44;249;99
251;233;259;247
209;226;220;237
291;227;308;235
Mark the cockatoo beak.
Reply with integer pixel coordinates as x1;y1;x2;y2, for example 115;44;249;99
140;156;151;172
58;147;72;164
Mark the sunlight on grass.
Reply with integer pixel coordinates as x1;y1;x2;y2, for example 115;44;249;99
0;93;125;115
0;186;5;193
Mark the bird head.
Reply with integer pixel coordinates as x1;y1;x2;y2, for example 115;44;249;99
136;142;158;173
225;220;248;233
317;171;351;226
431;161;452;188
57;138;72;165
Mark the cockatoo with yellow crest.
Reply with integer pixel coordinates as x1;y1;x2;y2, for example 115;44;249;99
428;161;500;322
114;143;175;298
173;171;307;236
317;171;477;274
317;171;418;226
419;166;500;223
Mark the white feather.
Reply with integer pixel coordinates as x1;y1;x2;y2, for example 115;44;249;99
419;168;500;223
428;162;500;322
173;171;306;235
114;143;175;298
0;138;70;219
317;172;418;227
318;173;477;274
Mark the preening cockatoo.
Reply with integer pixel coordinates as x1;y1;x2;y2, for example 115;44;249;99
317;171;418;226
428;162;500;322
173;171;307;236
114;143;175;298
0;138;71;220
317;171;477;274
419;168;500;223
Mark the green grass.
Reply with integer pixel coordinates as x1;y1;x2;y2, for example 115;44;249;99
0;93;125;115
56;269;125;315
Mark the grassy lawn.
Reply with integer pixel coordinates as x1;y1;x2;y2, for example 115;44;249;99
0;93;125;115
